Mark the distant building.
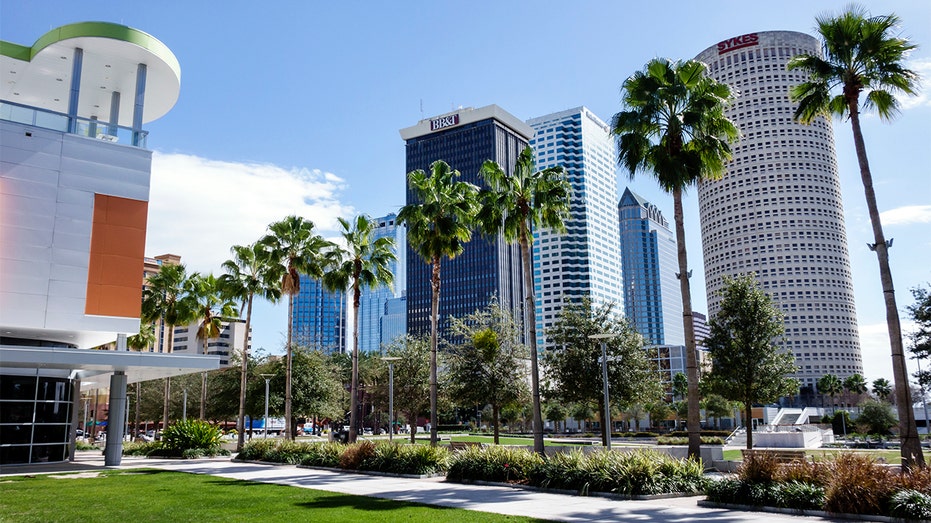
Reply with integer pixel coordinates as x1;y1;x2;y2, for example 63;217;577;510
400;105;529;342
692;312;710;350
380;295;407;348
618;187;683;346
292;276;347;354
170;318;248;367
527;107;623;349
358;213;406;353
695;31;863;388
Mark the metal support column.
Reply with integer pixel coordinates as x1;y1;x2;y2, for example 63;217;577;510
104;372;127;466
67;48;83;134
132;63;146;146
108;91;121;137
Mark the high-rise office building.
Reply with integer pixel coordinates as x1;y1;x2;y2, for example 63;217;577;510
527;107;623;349
358;213;406;353
695;31;863;388
380;295;407;348
292;276;347;354
618;187;683;346
400;105;529;341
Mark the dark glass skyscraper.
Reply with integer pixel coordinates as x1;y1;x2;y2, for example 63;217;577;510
291;275;346;354
399;105;532;340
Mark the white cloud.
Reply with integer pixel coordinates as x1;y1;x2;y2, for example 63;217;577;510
146;152;355;273
880;205;931;225
858;320;919;384
900;58;931;110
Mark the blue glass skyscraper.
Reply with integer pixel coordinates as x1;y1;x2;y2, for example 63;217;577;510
357;213;406;353
618;187;683;346
291;276;346;354
527;107;623;349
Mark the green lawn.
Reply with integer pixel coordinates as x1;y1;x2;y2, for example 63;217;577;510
0;469;550;523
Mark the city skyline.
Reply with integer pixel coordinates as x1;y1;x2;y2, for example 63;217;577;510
3;1;929;385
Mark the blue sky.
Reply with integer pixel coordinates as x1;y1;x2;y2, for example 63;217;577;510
3;1;930;384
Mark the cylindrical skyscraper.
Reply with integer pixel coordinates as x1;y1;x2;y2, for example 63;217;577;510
695;31;863;393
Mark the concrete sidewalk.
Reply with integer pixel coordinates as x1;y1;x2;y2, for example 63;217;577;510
2;453;847;522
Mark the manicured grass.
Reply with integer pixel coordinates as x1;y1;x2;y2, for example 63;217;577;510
0;469;550;523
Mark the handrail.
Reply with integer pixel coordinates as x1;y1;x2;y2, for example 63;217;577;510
0;100;148;148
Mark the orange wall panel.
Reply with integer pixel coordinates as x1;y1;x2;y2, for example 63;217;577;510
85;194;148;318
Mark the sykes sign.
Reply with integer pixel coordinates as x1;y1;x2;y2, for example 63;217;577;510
717;33;759;55
430;114;460;131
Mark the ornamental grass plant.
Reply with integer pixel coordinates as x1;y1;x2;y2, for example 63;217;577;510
237;439;449;475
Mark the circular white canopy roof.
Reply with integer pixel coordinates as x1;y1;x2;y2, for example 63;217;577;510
1;22;181;126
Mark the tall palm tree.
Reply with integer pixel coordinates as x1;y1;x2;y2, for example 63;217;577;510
843;373;869;413
817;373;843;414
127;323;156;437
788;5;923;470
141;262;195;431
187;272;237;419
397;160;479;446
477;145;571;454
322;215;396;443
261;216;333;440
220;242;281;452
872;377;893;402
612;58;738;460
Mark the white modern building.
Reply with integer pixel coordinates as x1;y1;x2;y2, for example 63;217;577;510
171;318;249;367
0;22;217;465
695;31;864;389
527;107;624;349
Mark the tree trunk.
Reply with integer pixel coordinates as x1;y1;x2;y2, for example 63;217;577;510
673;187;702;460
134;383;140;438
409;413;417;444
200;371;208;420
429;256;441;446
349;283;361;444
162;322;175;430
237;294;253;452
519;231;545;455
745;401;753;450
847;104;924;469
285;294;294;441
493;404;500;444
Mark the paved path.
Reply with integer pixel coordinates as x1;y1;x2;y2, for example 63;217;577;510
3;454;848;522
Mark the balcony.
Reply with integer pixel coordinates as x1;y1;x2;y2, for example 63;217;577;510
0;100;148;148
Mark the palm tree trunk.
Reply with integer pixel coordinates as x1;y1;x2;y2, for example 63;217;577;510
285;294;294;441
848;106;924;469
672;188;702;461
520;233;545;455
134;383;140;438
200;371;207;419
349;284;361;444
429;257;440;446
237;294;253;452
493;404;500;445
162;322;174;431
745;401;753;450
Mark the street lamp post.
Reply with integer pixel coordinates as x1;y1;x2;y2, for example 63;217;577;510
182;388;187;421
589;333;619;451
261;373;275;438
381;357;401;441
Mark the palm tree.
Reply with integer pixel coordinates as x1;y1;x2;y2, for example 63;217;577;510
872;377;893;402
322;215;396;443
261;216;333;440
220;242;281;452
612;58;738;460
843;373;868;413
397;160;479;446
187;272;237;419
817;374;843;414
141;262;195;431
127;323;156;437
788;5;923;469
477;146;571;454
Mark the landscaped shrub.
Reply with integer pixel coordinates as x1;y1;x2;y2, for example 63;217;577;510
888;489;931;521
669;430;730;438
705;478;824;510
266;441;318;464
824;453;896;515
774;459;831;487
656;436;724;445
893;465;931;495
528;449;590;492
299;441;343;468
773;481;825;511
146;419;227;458
361;442;449;475
75;440;99;451
447;445;543;484
121;441;159;456
737;451;781;484
582;449;706;496
237;438;277;461
339;440;376;470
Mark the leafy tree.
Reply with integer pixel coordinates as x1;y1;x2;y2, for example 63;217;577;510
702;394;733;430
291;347;343;423
818;374;844;413
671;372;688;402
843;374;868;413
477;145;571;454
908;285;931;390
322;215;396;442
646;402;672;431
544;299;664;446
788;5;923;470
397;160;479;446
544;402;568;433
857;399;898;436
446;301;529;444
141;262;196;430
570;402;595;433
261;215;333;440
612;58;738;460
872;378;893;402
703;275;799;449
823;410;852;437
186;272;237;419
625;403;647;432
219;242;281;451
380;335;431;443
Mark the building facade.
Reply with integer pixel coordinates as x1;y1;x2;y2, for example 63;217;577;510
695;31;863;389
526;107;623;349
618;187;683;346
357;213;406;353
400;105;530;341
0;23;215;465
170;318;248;367
292;276;347;354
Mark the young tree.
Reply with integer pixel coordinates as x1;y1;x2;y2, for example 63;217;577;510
857;399;898;436
261;215;333;440
788;5;923;469
397;161;479;446
646;402;672;432
818;374;843;413
544;402;568;434
703;275;799;449
871;378;893;402
908;285;931;389
291;347;343;424
843;374;868;413
219;242;281;451
477;146;571;454
544;298;664;446
381;335;431;444
625;403;647;432
446;301;530;444
613;58;738;460
702;394;733;430
322;215;396;443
